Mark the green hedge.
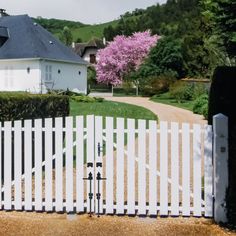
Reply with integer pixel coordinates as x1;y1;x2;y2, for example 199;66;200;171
0;93;70;122
208;66;236;225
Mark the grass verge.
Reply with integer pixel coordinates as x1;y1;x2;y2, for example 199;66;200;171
150;92;194;111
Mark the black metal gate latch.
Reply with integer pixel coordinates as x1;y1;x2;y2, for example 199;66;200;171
96;171;106;217
83;162;94;217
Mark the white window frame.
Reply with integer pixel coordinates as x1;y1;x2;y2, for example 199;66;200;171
45;65;52;82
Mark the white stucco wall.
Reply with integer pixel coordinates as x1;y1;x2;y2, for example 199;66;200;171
0;59;41;93
40;60;87;94
0;59;87;94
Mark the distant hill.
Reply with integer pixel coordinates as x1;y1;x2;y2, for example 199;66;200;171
70;20;119;42
33;17;118;42
32;14;140;43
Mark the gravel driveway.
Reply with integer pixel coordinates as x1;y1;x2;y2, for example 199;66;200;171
103;96;206;125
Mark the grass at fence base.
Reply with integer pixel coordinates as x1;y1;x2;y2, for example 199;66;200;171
150;92;194;111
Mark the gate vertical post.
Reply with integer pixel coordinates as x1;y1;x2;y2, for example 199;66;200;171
213;113;228;223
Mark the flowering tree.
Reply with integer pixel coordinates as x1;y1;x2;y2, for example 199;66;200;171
96;31;159;85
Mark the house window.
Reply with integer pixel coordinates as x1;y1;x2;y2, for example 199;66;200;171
4;66;14;88
45;65;52;81
89;54;96;64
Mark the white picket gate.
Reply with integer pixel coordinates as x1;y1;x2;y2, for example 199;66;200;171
0;115;213;217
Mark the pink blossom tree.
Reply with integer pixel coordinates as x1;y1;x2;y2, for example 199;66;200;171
96;31;159;85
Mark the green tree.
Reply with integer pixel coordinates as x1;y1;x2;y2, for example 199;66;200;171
138;36;184;78
201;0;236;58
59;26;73;46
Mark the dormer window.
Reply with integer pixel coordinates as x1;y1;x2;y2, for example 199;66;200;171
0;27;9;47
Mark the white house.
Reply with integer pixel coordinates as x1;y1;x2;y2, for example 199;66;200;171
73;38;106;64
0;14;88;94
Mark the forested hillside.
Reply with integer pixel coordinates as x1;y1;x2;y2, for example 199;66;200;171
33;17;86;35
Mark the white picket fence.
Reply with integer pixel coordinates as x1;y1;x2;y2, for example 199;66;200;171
0;115;213;217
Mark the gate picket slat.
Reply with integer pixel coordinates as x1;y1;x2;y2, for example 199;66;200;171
66;117;74;212
4;121;12;210
182;123;190;216
45;118;53;211
0;123;1;208
25;120;32;210
55;117;63;212
106;117;114;214
193;124;202;216
14;120;22;210
35;119;42;211
160;121;168;216
86;115;95;213
149;120;157;216
116;118;124;214
127;119;135;215
204;125;213;217
95;116;103;214
171;122;179;216
138;120;146;215
76;116;84;212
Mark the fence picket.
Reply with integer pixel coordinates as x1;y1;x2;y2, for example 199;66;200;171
86;115;95;213
35;119;43;211
193;124;202;216
76;116;84;212
66;117;74;212
24;120;32;210
106;117;114;214
204;125;213;217
149;120;157;216
138;119;146;215
55;117;63;212
160;121;168;216
14;120;22;210
95;116;103;214
116;118;125;214
4;121;12;210
127;119;135;215
171;122;179;216
45;118;53;211
182;123;190;216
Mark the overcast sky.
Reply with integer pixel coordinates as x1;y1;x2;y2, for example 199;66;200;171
1;0;166;24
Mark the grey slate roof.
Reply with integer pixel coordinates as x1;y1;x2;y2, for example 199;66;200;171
0;15;87;64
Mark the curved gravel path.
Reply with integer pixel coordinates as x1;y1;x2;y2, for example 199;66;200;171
104;96;206;125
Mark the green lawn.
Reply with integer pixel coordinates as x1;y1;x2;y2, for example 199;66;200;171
70;99;157;163
150;92;194;111
70;99;157;121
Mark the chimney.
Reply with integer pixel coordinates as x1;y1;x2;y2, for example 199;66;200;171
103;37;106;46
0;9;8;17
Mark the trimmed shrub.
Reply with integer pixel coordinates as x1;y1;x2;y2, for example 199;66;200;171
0;93;69;122
193;94;208;115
